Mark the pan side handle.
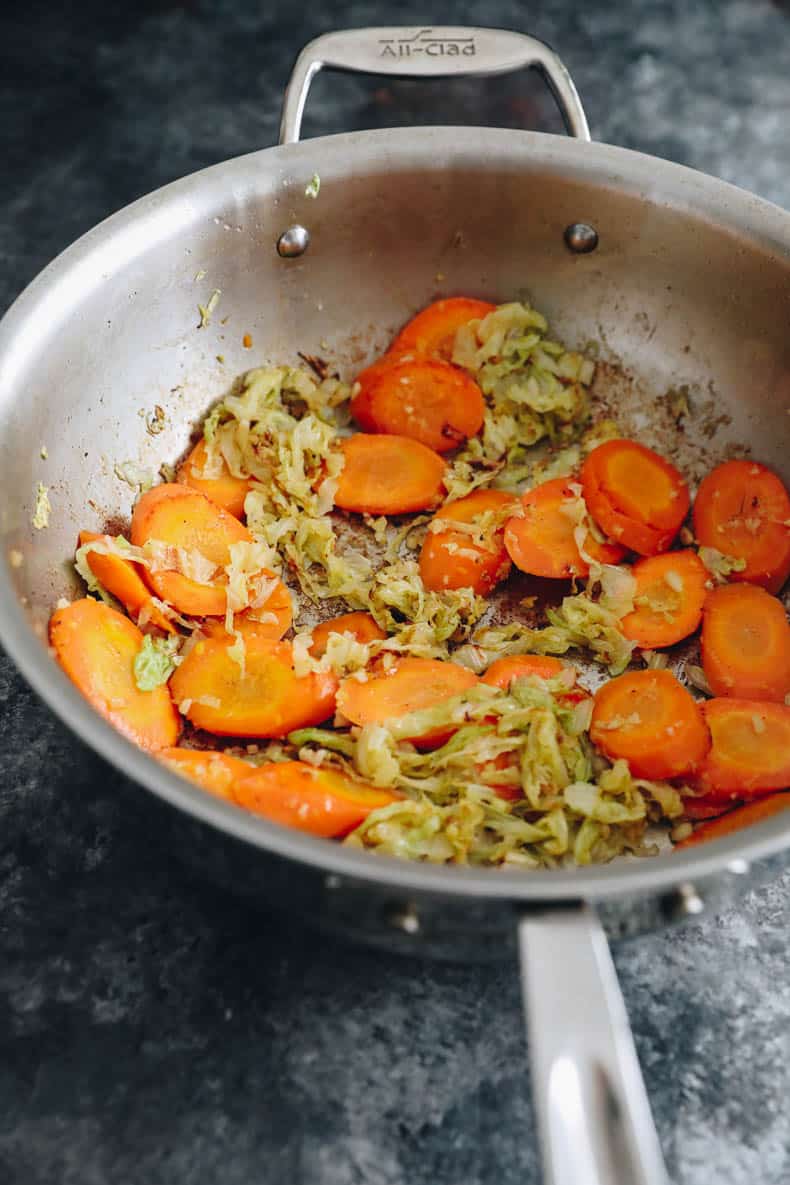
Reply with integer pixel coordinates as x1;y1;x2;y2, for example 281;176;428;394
279;26;590;145
519;906;669;1185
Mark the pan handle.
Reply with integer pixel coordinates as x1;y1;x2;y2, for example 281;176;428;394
279;26;590;145
518;906;669;1185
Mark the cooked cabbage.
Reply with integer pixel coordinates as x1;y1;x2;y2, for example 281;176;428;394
133;634;181;691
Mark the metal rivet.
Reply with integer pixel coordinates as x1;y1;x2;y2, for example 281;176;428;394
564;222;599;254
384;903;420;935
727;858;750;876
676;882;704;917
277;224;310;258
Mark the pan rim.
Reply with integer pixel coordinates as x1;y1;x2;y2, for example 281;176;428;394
2;124;789;903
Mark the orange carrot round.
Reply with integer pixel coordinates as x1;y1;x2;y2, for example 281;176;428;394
78;531;174;633
337;656;478;747
232;760;398;838
158;747;254;800
351;357;484;453
701;582;790;702
49;598;181;750
177;437;252;520
582;440;690;555
693;459;790;593
481;654;572;689
620;550;708;649
202;583;293;643
131;483;255;616
680;792;736;821
503;477;625;579
419;489;516;595
693;699;790;797
309;612;386;657
333;435;446;515
675;793;790;848
387;297;497;361
590;668;709;780
170;634;337;737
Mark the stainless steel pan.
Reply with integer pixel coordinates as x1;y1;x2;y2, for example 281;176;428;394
2;26;789;1185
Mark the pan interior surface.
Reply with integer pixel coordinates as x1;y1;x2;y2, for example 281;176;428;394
2;126;789;900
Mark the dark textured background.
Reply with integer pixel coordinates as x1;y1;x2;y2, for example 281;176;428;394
2;2;790;1182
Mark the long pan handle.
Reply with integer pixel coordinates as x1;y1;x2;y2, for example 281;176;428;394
279;26;590;144
519;906;669;1185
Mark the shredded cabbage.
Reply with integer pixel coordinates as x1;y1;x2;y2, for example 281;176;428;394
698;546;747;583
290;680;683;866
133;634;181;691
445;302;595;497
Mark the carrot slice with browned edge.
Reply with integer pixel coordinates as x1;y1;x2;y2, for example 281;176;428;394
675;793;790;848
503;477;625;579
131;483;255;616
337;656;478;747
309;612;386;657
692;699;790;797
701;582;790;702
158;747;254;800
420;489;517;595
387;297;497;361
350;357;484;453
620;550;708;649
49;598;180;750
582;440;690;555
680;792;738;821
78;531;174;633
177;437;252;520
481;655;572;689
693;459;790;593
232;761;398;838
169;634;337;737
333;435;446;515
590;668;709;780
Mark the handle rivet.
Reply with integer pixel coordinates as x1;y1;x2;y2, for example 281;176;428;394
676;882;704;917
277;224;310;258
564;222;599;254
384;903;420;934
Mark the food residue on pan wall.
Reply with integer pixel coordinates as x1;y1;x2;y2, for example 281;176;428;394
32;483;50;530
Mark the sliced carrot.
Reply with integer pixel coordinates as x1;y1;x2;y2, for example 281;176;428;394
177;437;252;520
590;668;709;780
476;750;523;801
620;550;708;649
701;582;790;702
481;655;572;689
350;357;484;453
503;477;625;579
387;297;497;361
692;699;790;797
692;459;790;593
680;793;738;821
158;747;254;800
232;760;398;838
78;531;174;633
309;612;386;657
201;597;293;644
582;440;690;555
419;489;517;595
675;793;790;848
200;577;292;643
333;434;446;515
131;483;254;616
337;656;478;747
49;598;180;750
169;634;337;737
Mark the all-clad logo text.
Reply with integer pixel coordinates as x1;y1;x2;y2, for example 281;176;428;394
377;29;476;59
